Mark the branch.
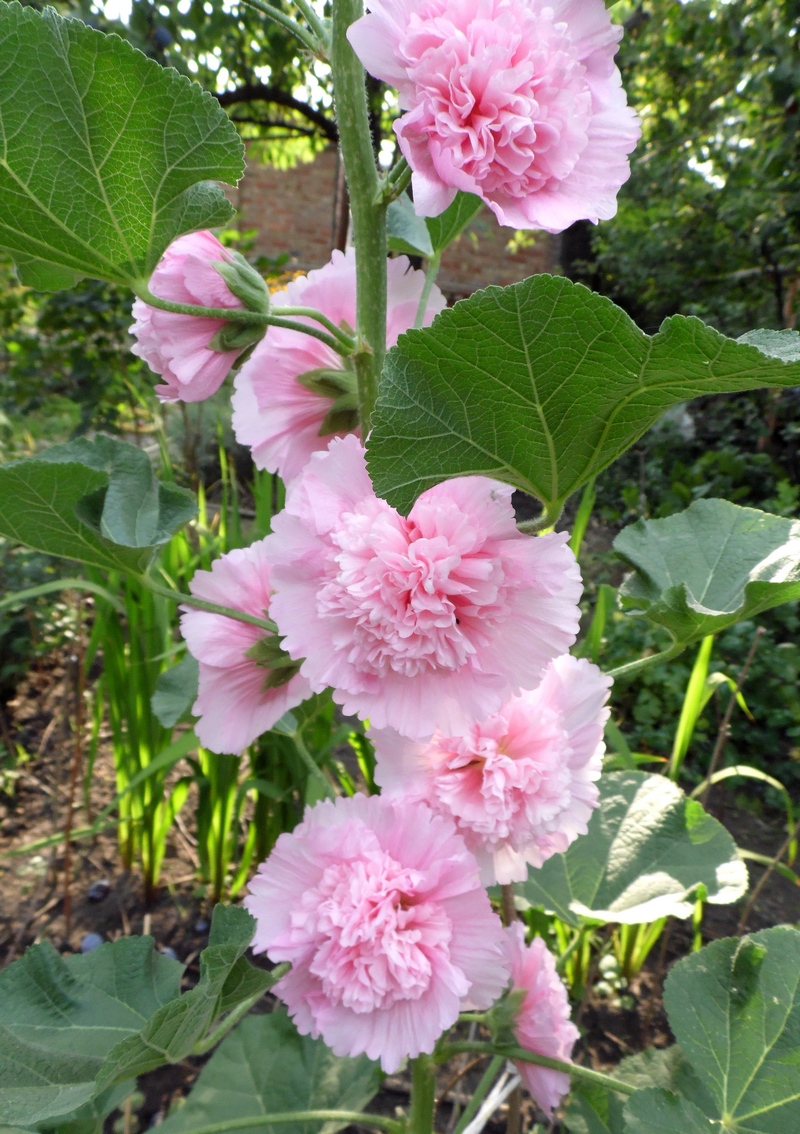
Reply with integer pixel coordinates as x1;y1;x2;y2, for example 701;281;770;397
215;83;338;141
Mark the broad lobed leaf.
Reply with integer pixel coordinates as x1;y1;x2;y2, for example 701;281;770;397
0;436;196;574
0;907;277;1131
367;276;800;514
518;772;746;926
614;498;800;647
0;2;243;289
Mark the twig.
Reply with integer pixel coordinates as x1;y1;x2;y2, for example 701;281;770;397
737;812;800;934
700;626;764;807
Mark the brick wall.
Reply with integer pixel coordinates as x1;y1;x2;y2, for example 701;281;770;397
229;147;558;296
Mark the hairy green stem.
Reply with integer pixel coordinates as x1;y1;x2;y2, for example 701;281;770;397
139;576;277;634
331;0;388;432
238;0;322;54
414;250;441;328
409;1054;437;1134
452;1056;505;1134
291;0;330;45
606;641;686;681
137;288;350;356
517;501;563;534
435;1042;636;1097
280;305;357;351
182;1112;403;1134
378;156;413;203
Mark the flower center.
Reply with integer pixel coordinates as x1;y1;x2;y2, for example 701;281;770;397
316;498;508;678
428;708;574;847
297;850;452;1012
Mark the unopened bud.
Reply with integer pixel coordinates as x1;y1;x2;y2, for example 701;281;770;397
212;250;271;315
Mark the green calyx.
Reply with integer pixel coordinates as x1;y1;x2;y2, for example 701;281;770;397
485;987;526;1046
245;634;303;690
213;250;271;315
295;367;360;436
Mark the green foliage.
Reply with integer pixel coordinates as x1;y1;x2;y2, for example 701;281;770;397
517;772;746;925
615;499;800;648
594;0;800;337
0;436;196;574
157;1011;381;1134
386;191;483;259
0;2;243;289
0;936;181;1127
151;652;199;727
622;1090;713;1133
0;907;281;1133
367;275;800;515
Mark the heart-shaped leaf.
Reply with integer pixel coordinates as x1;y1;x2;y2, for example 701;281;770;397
367;276;800;514
0;937;182;1127
0;437;196;574
614;499;800;648
0;2;243;289
658;926;800;1132
156;1011;381;1134
517;772;746;926
623;1089;717;1133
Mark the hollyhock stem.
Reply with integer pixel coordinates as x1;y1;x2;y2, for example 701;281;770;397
331;0;387;432
409;1054;437;1134
182;1113;403;1134
435;1042;636;1097
606;641;686;680
140;576;278;634
517;503;563;534
291;0;330;47
239;0;324;56
279;306;358;352
136;288;351;355
414;251;441;329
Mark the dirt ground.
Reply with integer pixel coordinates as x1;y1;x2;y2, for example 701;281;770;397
2;645;799;1133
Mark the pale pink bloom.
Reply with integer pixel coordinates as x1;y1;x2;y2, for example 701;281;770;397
506;923;579;1117
348;0;641;231
265;434;582;739
131;231;243;402
245;793;508;1071
179;540;311;754
232;248;445;483
372;655;611;884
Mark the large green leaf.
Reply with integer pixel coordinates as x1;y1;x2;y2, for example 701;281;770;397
0;907;277;1130
659;926;800;1132
157;1012;381;1134
517;772;746;926
366;276;800;514
0;437;196;573
0;2;243;289
0;937;181;1127
614;499;800;648
94;905;275;1090
623;1090;717;1133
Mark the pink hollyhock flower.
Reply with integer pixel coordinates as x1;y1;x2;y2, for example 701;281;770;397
265;434;582;739
232;248;445;483
179;540;311;754
371;655;611;883
131;231;245;403
505;923;579;1117
245;793;509;1071
348;0;641;231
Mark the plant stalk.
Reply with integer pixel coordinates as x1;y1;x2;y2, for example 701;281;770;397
409;1054;437;1134
331;0;387;432
139;576;277;634
435;1041;636;1097
605;641;686;681
184;1112;403;1134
